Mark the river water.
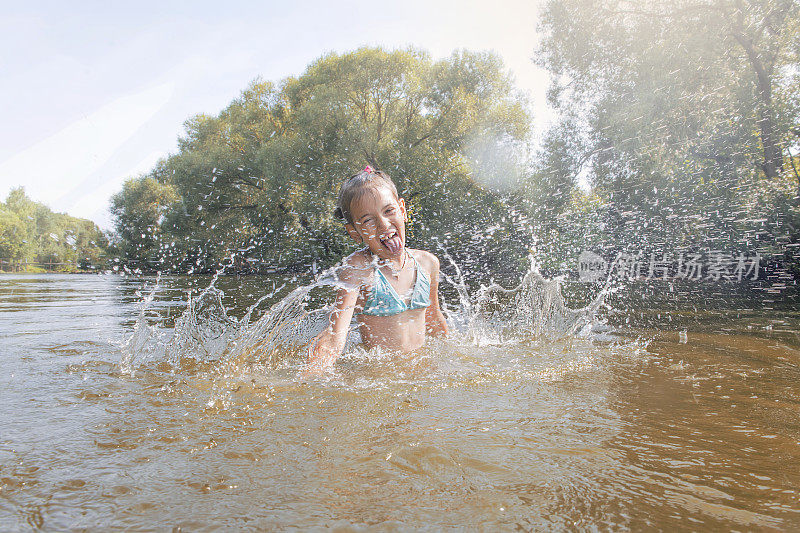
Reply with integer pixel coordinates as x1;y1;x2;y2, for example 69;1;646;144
1;273;799;531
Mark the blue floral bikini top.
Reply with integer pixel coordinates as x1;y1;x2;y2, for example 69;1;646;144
361;253;431;316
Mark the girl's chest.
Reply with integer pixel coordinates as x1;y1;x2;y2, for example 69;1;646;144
360;268;415;300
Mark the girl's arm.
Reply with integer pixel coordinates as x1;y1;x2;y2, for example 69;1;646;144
305;273;360;375
425;255;449;337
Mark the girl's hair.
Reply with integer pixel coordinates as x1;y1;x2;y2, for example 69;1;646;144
334;166;398;224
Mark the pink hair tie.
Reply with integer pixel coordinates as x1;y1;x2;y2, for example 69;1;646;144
363;165;374;173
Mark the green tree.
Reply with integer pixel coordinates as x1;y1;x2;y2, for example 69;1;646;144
532;0;800;272
0;204;28;266
110;175;179;269
0;188;109;271
113;47;533;282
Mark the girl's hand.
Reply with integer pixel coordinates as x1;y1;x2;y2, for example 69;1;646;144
303;332;341;376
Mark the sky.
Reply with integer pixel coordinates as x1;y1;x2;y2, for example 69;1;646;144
0;0;552;230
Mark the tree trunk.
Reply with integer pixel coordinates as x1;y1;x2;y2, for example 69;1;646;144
756;78;783;180
731;25;783;179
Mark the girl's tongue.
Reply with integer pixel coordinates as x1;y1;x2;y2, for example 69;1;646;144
382;235;403;254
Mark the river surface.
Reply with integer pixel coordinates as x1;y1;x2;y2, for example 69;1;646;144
1;273;799;531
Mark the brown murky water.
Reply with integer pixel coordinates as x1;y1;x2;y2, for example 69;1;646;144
1;274;799;530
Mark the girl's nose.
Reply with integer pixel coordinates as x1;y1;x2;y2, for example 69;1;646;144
375;215;390;231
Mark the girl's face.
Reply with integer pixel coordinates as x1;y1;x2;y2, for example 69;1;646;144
346;185;407;259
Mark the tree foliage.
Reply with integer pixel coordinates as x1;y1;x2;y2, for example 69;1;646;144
110;173;179;268
530;0;800;273
112;47;533;282
0;188;109;271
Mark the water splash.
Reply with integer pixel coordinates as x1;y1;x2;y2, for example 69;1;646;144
443;254;612;346
165;284;241;366
119;256;613;379
120;276;163;374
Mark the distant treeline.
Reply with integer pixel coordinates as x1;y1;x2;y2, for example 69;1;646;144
0;188;108;272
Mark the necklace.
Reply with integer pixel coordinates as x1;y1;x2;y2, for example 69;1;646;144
378;250;409;278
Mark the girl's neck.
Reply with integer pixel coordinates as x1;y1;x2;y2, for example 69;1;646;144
373;249;409;276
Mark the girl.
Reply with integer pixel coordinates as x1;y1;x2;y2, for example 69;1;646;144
306;166;448;374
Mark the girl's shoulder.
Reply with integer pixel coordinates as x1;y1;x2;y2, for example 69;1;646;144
407;248;440;273
338;249;375;285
